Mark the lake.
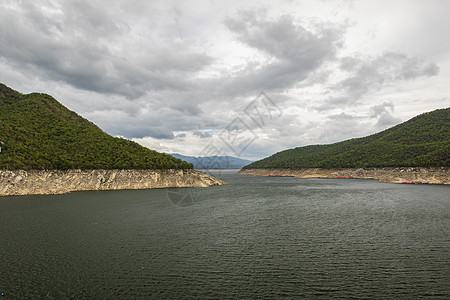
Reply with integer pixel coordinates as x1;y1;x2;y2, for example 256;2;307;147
1;171;449;299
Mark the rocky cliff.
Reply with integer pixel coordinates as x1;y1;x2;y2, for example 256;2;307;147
0;169;226;196
238;167;449;185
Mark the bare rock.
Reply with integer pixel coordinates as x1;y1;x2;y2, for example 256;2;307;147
238;167;449;185
0;169;226;196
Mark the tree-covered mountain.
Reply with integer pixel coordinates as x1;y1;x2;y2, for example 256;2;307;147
244;108;449;169
0;83;192;170
169;153;253;169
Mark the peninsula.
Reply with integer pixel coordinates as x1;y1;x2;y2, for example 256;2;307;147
0;83;224;196
239;108;449;185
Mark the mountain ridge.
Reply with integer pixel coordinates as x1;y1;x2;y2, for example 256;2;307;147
0;83;193;170
243;108;449;169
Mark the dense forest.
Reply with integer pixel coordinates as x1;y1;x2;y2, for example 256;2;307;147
244;107;449;169
0;83;193;170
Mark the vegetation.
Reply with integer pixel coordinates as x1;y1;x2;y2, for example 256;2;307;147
244;108;450;169
0;83;193;170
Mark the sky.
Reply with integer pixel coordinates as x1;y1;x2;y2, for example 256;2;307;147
1;0;449;160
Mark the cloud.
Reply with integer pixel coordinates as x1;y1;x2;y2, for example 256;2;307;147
0;0;447;160
339;52;439;98
328;112;356;120
369;101;395;118
0;0;212;99
375;112;401;127
369;101;402;127
223;11;346;95
315;52;440;110
175;133;187;139
193;130;212;138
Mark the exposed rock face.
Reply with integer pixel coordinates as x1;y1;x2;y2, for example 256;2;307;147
238;168;450;185
0;169;226;196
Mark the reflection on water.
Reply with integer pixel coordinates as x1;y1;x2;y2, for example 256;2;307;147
1;172;449;299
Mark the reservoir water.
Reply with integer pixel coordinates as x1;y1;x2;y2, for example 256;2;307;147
1;172;449;299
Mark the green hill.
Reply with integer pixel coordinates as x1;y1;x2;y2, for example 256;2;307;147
0;83;193;170
244;108;450;169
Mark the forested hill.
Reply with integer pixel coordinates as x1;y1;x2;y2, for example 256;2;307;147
244;108;450;169
0;83;192;170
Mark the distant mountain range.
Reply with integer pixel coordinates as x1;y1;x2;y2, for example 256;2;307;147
0;83;192;170
169;153;253;169
244;108;449;169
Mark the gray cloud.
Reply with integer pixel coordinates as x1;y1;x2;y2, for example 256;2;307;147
107;120;175;139
369;102;401;128
0;1;212;99
339;52;439;99
192;131;212;138
175;133;187;139
375;112;401;127
315;52;439;110
223;11;345;95
0;0;447;159
328;112;356;120
81;8;350;140
370;102;395;118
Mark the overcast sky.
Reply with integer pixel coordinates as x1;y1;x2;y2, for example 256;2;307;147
1;0;449;160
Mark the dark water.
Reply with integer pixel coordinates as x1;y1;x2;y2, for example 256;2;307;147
1;172;449;299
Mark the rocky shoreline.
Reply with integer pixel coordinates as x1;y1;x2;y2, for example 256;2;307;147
0;169;226;196
238;167;449;185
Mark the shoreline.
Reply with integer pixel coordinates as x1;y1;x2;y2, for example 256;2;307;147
0;169;226;197
237;167;450;185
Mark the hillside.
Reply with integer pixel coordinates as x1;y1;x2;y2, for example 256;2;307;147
169;153;253;169
244;108;449;169
0;83;192;170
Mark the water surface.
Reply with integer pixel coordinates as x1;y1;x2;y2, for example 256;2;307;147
1;172;449;299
